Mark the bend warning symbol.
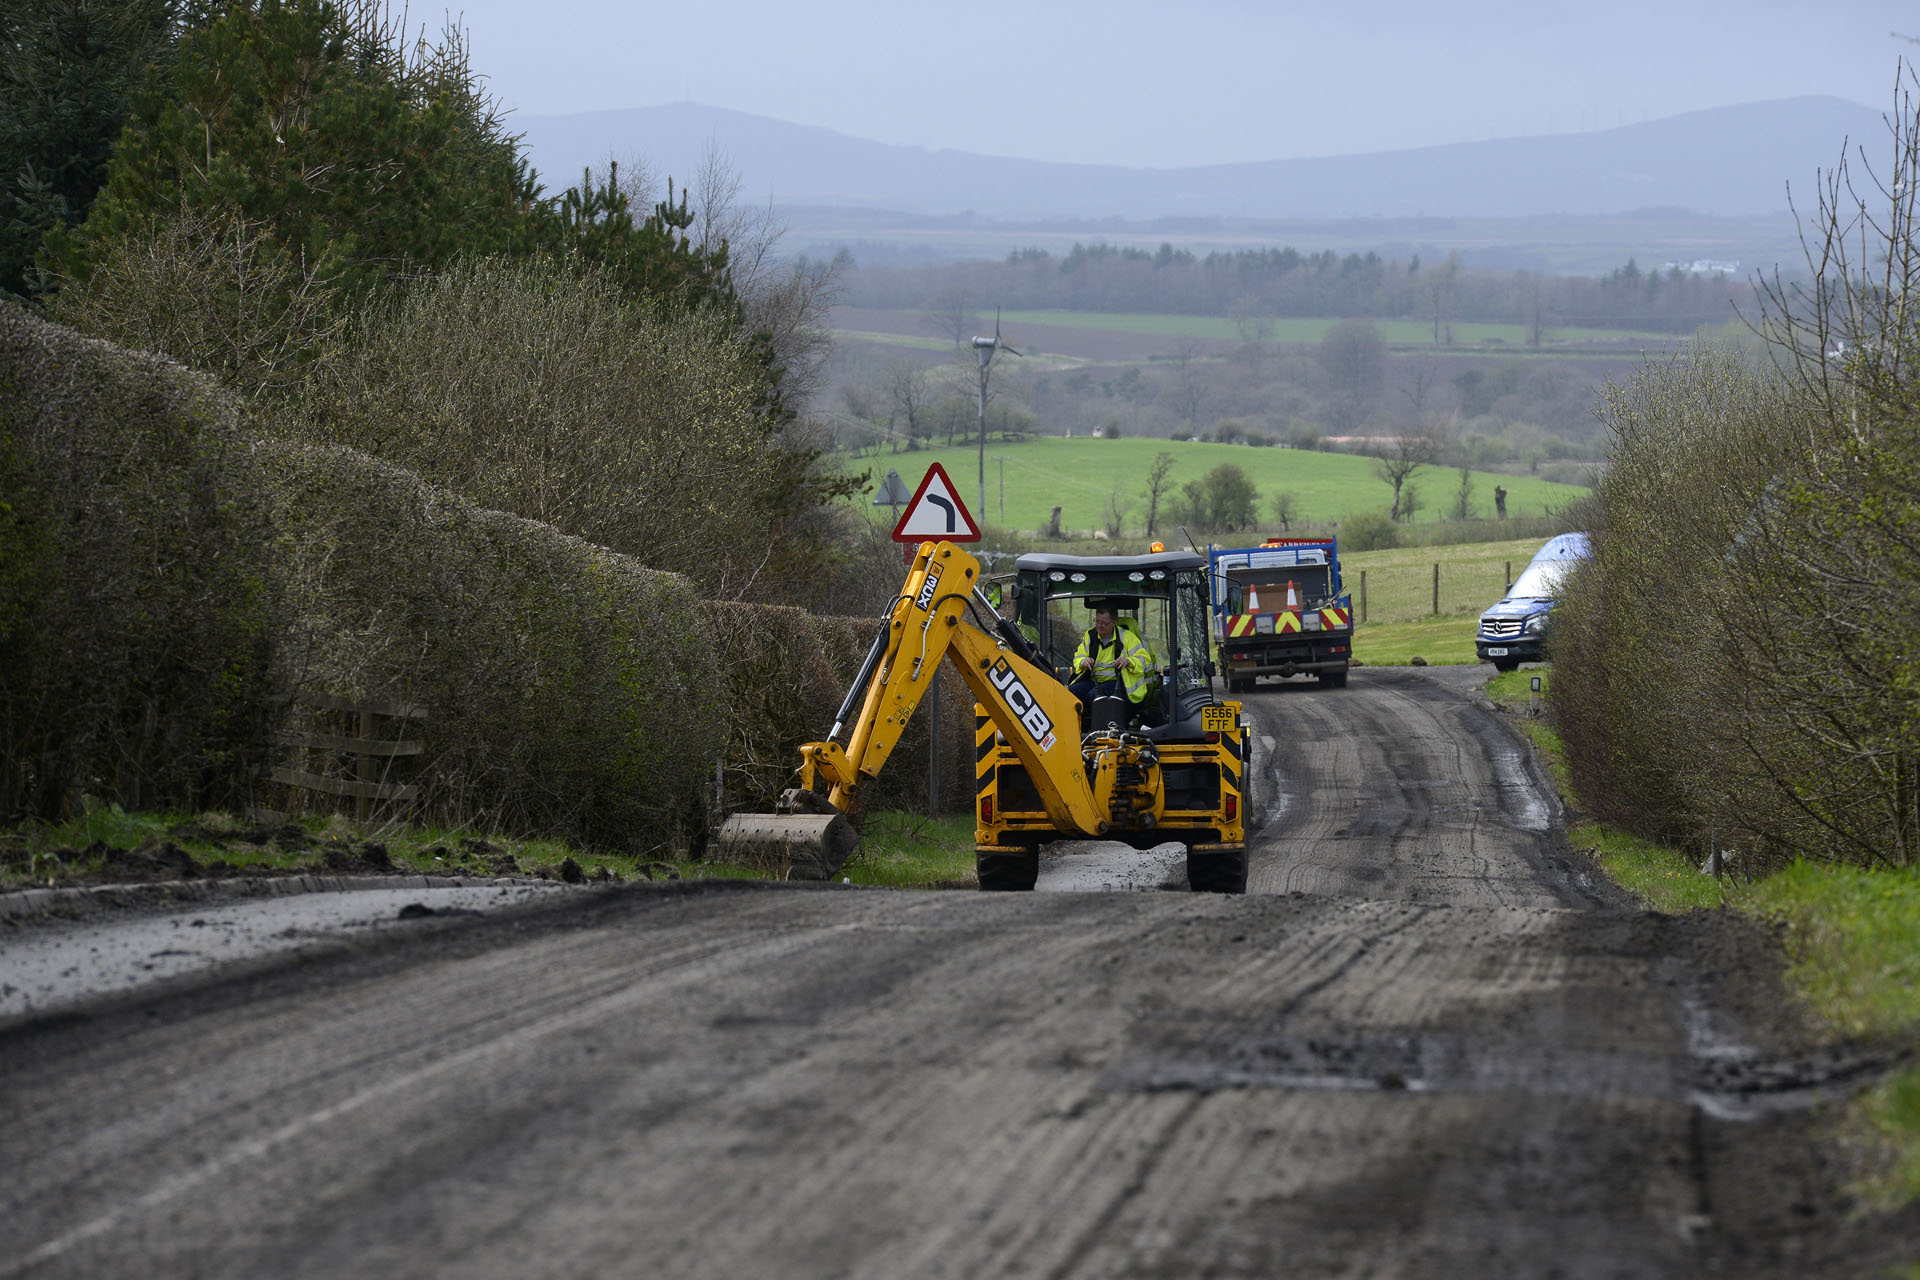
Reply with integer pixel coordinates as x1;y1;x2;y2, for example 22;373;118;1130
891;462;981;543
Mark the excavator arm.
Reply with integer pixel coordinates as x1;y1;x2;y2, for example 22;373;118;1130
797;541;1105;834
717;541;1107;876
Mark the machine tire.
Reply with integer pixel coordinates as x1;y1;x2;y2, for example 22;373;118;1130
976;847;1039;891
1319;667;1349;689
1187;847;1248;894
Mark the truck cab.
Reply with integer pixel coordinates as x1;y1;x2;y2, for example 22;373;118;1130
1475;532;1591;671
1208;538;1354;692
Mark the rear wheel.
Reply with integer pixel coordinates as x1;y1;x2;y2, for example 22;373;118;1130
1187;847;1247;894
1319;667;1349;689
976;846;1039;891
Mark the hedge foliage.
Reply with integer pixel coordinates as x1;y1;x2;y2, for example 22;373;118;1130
2;304;974;848
1551;347;1803;859
0;300;276;817
700;600;976;821
1551;83;1920;873
249;438;723;855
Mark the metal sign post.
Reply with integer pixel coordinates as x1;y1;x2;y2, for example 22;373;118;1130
888;464;982;815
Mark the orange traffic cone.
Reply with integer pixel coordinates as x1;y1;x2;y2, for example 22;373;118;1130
1283;580;1301;611
1243;583;1262;613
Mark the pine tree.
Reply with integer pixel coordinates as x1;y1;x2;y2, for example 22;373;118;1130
0;0;197;298
44;0;540;299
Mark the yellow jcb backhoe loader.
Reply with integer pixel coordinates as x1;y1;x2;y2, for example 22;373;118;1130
717;540;1251;892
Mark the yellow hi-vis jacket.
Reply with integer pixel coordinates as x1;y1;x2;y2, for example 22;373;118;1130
1072;618;1158;704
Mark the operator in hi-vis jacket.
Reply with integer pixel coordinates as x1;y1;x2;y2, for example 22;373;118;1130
1068;603;1159;728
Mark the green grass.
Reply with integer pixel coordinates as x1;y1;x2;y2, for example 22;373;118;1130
0;800;980;891
1351;618;1478;667
997;309;1671;349
1;801;747;887
1344;536;1549;624
1484;671;1726;913
849;437;1586;538
842;811;977;887
1742;865;1920;1040
1741;863;1920;1207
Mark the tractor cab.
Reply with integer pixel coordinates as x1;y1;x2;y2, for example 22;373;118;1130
1009;550;1217;742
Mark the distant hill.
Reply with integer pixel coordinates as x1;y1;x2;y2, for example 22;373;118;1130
515;97;1885;223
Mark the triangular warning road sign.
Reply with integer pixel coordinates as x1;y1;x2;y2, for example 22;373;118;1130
891;462;981;543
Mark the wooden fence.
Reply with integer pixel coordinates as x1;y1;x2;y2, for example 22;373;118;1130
269;690;428;820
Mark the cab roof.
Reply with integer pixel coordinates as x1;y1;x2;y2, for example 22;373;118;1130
1013;550;1208;575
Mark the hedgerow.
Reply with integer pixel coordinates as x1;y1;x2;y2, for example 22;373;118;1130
0;301;276;818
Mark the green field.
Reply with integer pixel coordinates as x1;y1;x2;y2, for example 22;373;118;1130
848;438;1587;538
1350;618;1480;667
998;309;1672;349
1343;536;1550;624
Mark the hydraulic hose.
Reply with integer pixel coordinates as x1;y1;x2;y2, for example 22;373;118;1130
830;618;892;742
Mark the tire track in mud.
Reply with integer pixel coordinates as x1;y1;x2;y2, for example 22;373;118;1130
1241;667;1594;908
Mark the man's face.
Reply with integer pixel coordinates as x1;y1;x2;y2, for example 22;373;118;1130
1094;609;1116;638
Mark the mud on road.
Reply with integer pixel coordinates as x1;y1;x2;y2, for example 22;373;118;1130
2;667;1916;1277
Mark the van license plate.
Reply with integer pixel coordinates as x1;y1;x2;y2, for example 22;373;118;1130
1486;647;1509;657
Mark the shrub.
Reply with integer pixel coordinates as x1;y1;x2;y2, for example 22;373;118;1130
1340;511;1400;552
281;257;842;604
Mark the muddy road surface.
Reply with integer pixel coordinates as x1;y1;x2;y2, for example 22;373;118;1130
3;668;1912;1277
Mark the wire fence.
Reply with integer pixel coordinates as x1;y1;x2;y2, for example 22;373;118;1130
1350;559;1521;625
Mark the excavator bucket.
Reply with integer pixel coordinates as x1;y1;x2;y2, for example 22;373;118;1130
714;811;860;881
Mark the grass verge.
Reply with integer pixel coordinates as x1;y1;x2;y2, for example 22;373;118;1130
1485;667;1920;1209
0;799;978;892
843;811;977;888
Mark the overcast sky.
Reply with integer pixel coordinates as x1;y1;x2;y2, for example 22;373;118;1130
452;1;1913;169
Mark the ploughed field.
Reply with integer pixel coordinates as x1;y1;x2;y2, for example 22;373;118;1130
2;667;1912;1277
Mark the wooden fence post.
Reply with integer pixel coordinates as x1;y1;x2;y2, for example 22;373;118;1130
271;690;427;821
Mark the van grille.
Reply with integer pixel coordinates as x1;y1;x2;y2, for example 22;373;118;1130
1481;618;1526;640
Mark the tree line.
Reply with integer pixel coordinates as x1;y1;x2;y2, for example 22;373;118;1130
847;243;1752;337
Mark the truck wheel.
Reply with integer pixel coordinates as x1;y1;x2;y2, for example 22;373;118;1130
1187;848;1247;894
1318;668;1349;689
977;847;1039;891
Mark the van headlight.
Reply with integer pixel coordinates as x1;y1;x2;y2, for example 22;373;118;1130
1524;613;1547;635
